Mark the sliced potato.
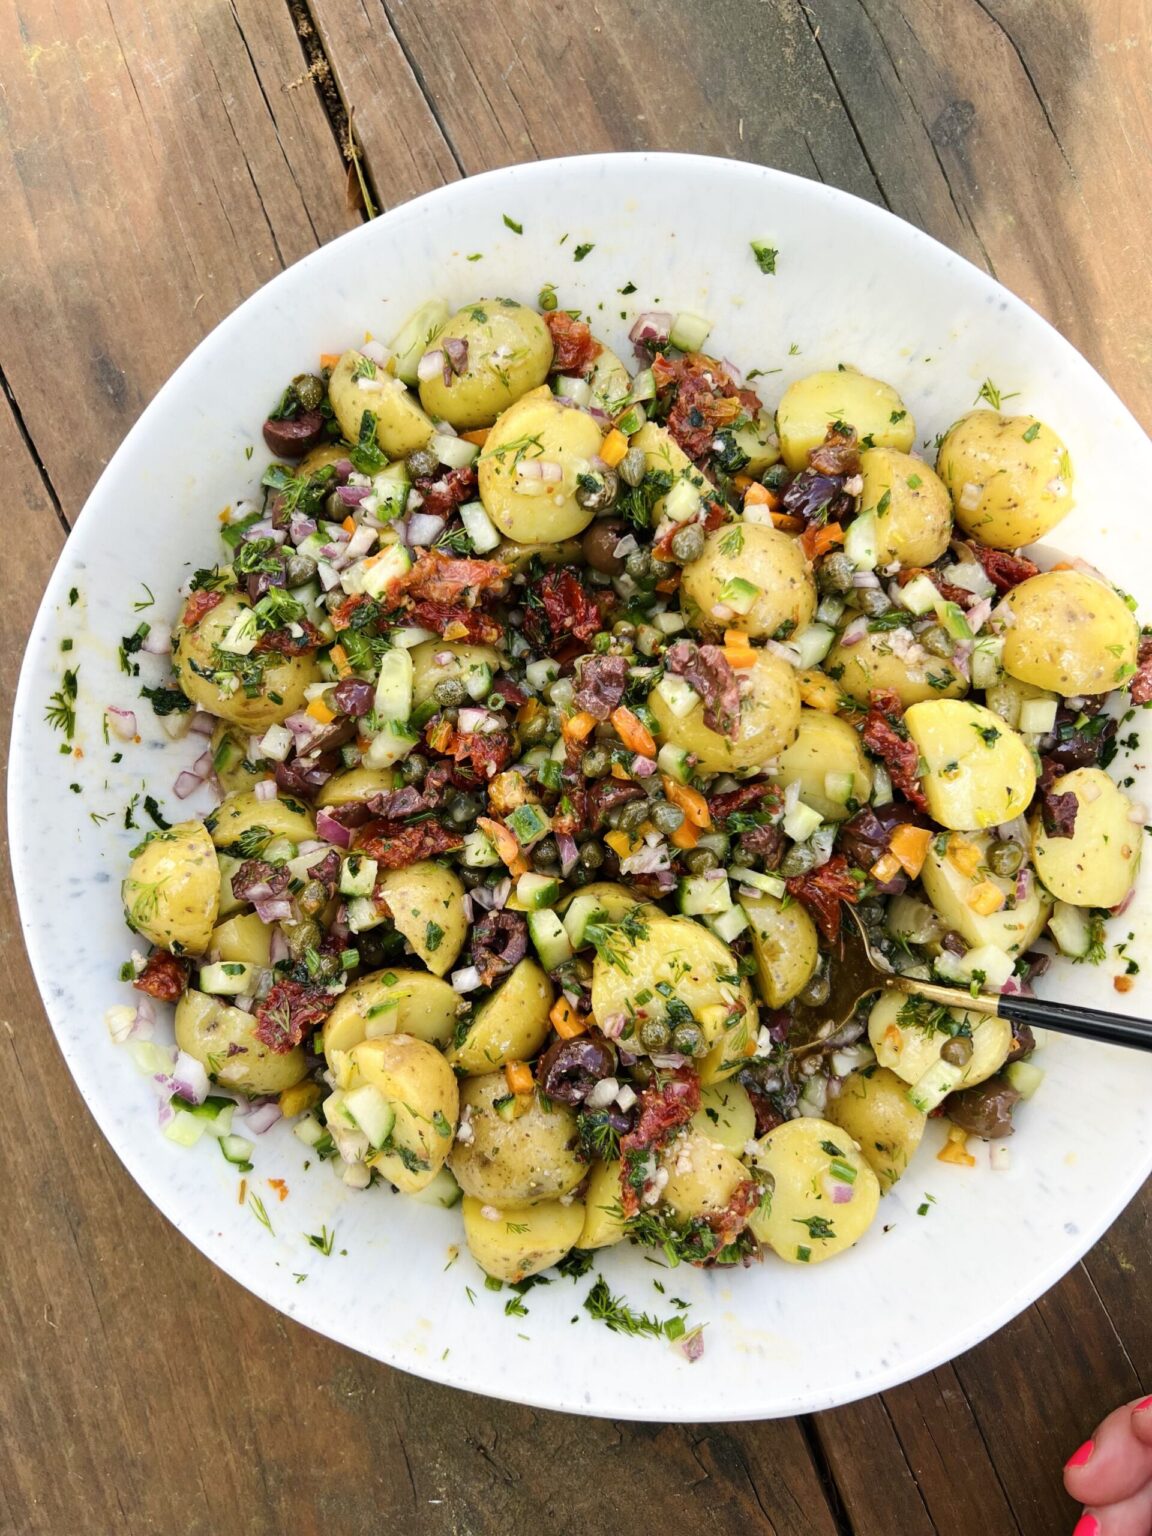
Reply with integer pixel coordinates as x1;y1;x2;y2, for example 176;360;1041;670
740;892;819;1008
770;709;873;822
827;1067;927;1190
556;881;641;922
919;830;1052;955
690;1082;757;1156
206;789;317;853
868;990;1011;1091
418;299;553;428
462;1195;584;1282
448;958;553;1075
904;700;1036;831
449;1074;584;1206
578;1160;628;1250
175;988;307;1096
936;410;1073;549
122;821;219;955
680;522;816;642
329;349;434;458
322;967;460;1061
374;860;467;976
776;368;914;472
210;912;271;966
649;645;801;773
999;570;1139;697
350;1034;459;1194
1029;766;1142;908
859;447;953;568
661;1130;749;1222
478;387;605;543
317;767;396;808
748;1116;880;1263
172;591;319;730
825;626;967;707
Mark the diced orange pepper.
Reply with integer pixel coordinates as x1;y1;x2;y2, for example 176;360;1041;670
605;829;642;859
267;1178;289;1202
505;1061;534;1096
654;575;680;594
460;428;489;447
731;473;755;496
426;717;456;755
771;511;807;533
320;353;340;370
662;775;711;828
611;706;656;758
947;834;982;878
330;644;352;679
968;881;1006;916
938;1129;976;1167
562;710;598;743
870;851;903;884
610;762;632;780
889;824;933;879
306;697;335;725
670;818;701;850
477;816;529;878
517;697;542;725
550;998;587;1039
744;481;772;507
800;521;845;562
342;515;357;534
883;1024;902;1053
600;428;629;467
724;643;757;670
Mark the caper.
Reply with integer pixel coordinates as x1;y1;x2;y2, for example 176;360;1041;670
297;882;329;919
618;800;650;836
618;447;647;487
406;446;439;478
987;839;1024;877
578;839;604;871
284;553;318;587
780;842;817;878
670;523;706;563
447;793;482;826
396;752;428;785
941;1035;974;1067
532;837;560;872
856;586;892;617
325;490;348;520
624;549;653;582
291;373;325;411
592;631;612;654
519;712;550;745
651;800;686;835
575;469;619;511
433;677;466;707
639;1017;671;1052
285;918;321;958
312;951;341;982
651;559;676;583
920;624;954;659
819;551;857;593
797;964;831;1008
671;1021;706;1058
684;847;719;875
581;746;611;779
613;620;637;642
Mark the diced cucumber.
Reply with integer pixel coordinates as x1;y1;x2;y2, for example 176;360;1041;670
461;827;501;867
654;673;700;719
219;1134;255;1167
662;476;702;524
459;500;502;554
720;577;762;616
792;623;835;668
375;649;414;719
933;942;1014;990
373;464;411;519
1019;697;1058;734
198;961;258;996
389;624;436;648
1005;1060;1045;1100
525;658;560;691
391;299;451;385
463;661;495;701
527;907;574;967
259;723;294;761
629;366;656;403
695;830;730;859
517;872;561;911
679;875;733;917
935;599;973;641
871;764;893;807
339;854;379;898
782;800;823;843
342;1084;396;1149
562;893;608;950
361;542;413;600
363;719;419;769
294;1114;326;1148
554;375;593;406
657;742;693;783
704;904;750;943
175;1094;236;1135
897;574;939;616
824;770;856;806
506;803;551;847
409;1166;463;1207
653;610;687;636
669;310;712;352
432;433;478;470
218;609;259;656
843;510;878;570
263;835;296;864
907;1057;965;1114
970;636;1005;689
615;402;647;436
322;1089;357;1131
165;1109;208;1147
346;896;386;933
731;867;787;899
816;593;846;626
213;735;246;775
1049;900;1093;958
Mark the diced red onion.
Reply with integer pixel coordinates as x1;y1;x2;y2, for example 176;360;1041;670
631;754;657;777
673;1327;705;1363
650;1053;688;1071
406;512;447;547
966;598;993;634
141;627;172;655
285;712;322;745
952;641;972;680
613;533;640;559
629;311;673;345
129;996;156;1042
451;965;482;994
171;1050;209;1106
289;514;318;545
254;897;293;923
851;570;880;589
830;1181;856;1205
318;561;342;592
254;779;278;803
556;832;579;878
721;357;746;388
600;1013;626;1040
461;892;474;923
106;706;137;741
334;458;353;481
173;770;203;799
337;484;371;507
240;1100;282;1135
316;809;353;848
1015;867;1032;902
157;1100;175;1129
189;711;215;735
491;878;511;910
469;883;496;911
1128;803;1148;823
417;349;444;383
840;616;868;647
1112;888;1137;917
585;1077;620;1111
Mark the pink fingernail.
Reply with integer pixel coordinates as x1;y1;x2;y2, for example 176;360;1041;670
1073;1516;1099;1536
1134;1396;1152;1414
1066;1440;1095;1469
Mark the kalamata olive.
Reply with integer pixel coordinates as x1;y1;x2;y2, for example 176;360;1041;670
1006;1022;1036;1065
944;1077;1021;1138
291;373;325;411
406;446;439;477
262;409;325;459
536;1034;617;1105
941;1035;974;1067
838;803;932;875
575;468;619;511
582;520;627;575
670;523;706;563
471;910;528;987
618;447;647;486
987;839;1024;877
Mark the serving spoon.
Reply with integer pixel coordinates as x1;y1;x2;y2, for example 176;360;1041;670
789;907;1152;1052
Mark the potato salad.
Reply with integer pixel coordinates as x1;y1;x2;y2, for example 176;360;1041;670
111;292;1149;1286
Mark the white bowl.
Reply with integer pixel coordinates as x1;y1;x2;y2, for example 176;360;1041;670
12;153;1152;1421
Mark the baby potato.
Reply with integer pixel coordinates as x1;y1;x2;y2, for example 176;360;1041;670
578;1160;628;1250
859;448;953;568
448;958;553;1075
322;967;460;1060
316;766;396;808
777;368;915;472
868;990;1011;1091
409;639;504;708
904;699;1036;830
661;1130;750;1222
690;1082;757;1156
462;1195;585;1283
122;821;220;955
206;789;316;853
748;1116;880;1263
176;988;308;1096
680;522;816;641
328;349;434;459
374;860;467;976
826;625;968;707
478;387;605;543
769;709;873;822
210;912;271;967
649;645;801;773
740;892;819;1009
919;830;1052;955
1030;766;1142;908
172;591;319;730
827;1067;927;1190
297;442;351;477
209;722;266;794
935;410;1073;549
983;674;1058;732
999;570;1139;696
418;299;553;428
591;914;754;1051
557;881;641;923
630;422;712;523
349;1034;459;1194
449;1074;584;1206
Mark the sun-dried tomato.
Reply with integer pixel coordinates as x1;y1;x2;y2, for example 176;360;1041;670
707;780;782;824
182;589;223;629
861;688;929;813
652;352;763;463
618;1065;702;1216
968;542;1040;594
1131;635;1152;706
409;599;504;643
356;819;464;868
706;1178;762;1251
523;567;604;651
253;978;333;1053
453;730;517;778
808;421;860;477
133;949;189;1003
329;592;377;632
398;549;508;605
412;466;478;522
254;618;325;655
785;853;861;944
543;310;602;374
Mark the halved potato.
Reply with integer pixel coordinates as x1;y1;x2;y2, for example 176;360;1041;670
680;522;816;642
827;1066;927;1190
661;1131;749;1222
904;700;1036;831
936;410;1073;549
868;990;1011;1091
449;1073;584;1206
172;591;319;730
690;1082;757;1155
777;368;914;472
349;1034;459;1194
999;570;1139;697
374;860;467;976
1029;767;1142;908
122;822;219;955
578;1160;628;1250
322;967;460;1061
463;1195;584;1282
175;988;307;1096
478;387;605;542
448;958;553;1075
748;1116;880;1263
649;645;801;773
329;349;434;458
419;299;553;428
206;789;316;853
740;893;819;1008
769;709;873;822
919;830;1052;955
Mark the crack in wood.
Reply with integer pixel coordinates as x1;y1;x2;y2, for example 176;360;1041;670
798;1415;859;1536
285;0;384;215
795;0;889;208
0;364;68;537
967;0;1078;179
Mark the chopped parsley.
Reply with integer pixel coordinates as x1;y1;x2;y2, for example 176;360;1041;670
750;241;778;274
573;243;595;262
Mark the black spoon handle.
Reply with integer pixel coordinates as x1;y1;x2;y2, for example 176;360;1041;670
998;993;1152;1052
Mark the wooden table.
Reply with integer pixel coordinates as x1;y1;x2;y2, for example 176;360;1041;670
2;3;1149;1532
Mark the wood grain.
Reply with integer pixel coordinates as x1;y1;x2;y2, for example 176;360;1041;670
2;0;1151;1532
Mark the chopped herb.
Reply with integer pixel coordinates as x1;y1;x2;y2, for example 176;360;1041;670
142;795;170;830
582;1276;689;1341
1022;422;1041;442
876;489;891;518
306;1225;335;1255
750;241;778;274
140;684;192;717
890;409;907;424
975;379;1018;410
504;1294;529;1317
795;1215;836;1241
502;214;523;234
68;587;79;606
573;243;595;262
973;722;1002;747
45;668;79;739
249;1194;274;1233
424;920;445;953
906;473;922;489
